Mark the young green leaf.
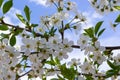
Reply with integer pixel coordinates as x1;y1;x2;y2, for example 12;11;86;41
0;25;9;31
31;24;38;27
24;5;31;22
55;57;60;65
9;34;16;46
95;21;103;35
2;0;13;14
114;6;120;10
0;0;3;7
14;29;23;35
0;33;9;39
98;28;105;37
51;78;58;80
84;27;94;38
60;64;76;80
45;61;55;66
107;60;117;69
16;14;26;24
115;14;120;23
106;69;118;78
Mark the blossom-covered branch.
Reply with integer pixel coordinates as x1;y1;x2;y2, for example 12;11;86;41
1;20;120;51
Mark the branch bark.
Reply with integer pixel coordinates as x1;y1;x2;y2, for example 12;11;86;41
72;45;120;50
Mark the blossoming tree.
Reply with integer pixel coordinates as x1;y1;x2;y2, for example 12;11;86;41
0;0;120;80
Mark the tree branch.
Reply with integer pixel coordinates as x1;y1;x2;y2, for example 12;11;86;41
1;20;120;51
18;69;32;78
72;45;120;50
0;20;43;37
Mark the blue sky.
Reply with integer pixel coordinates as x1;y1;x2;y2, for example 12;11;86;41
0;0;120;80
9;0;120;41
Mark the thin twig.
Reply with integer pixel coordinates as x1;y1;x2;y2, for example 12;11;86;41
72;45;120;50
18;69;32;78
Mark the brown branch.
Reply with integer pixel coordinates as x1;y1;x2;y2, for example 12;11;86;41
0;20;43;37
18;69;32;78
106;46;120;50
72;45;120;50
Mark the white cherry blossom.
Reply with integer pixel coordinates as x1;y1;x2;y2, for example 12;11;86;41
68;58;81;66
62;38;73;52
73;23;82;34
113;53;120;65
77;34;90;50
21;38;35;55
94;41;106;51
92;51;106;64
54;49;68;60
81;61;95;74
84;45;95;55
66;1;77;12
78;76;85;80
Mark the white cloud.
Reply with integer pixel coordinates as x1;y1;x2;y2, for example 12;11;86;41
100;36;120;46
3;7;23;25
82;11;103;29
3;16;13;24
0;8;23;34
6;7;22;19
3;7;25;29
29;0;47;6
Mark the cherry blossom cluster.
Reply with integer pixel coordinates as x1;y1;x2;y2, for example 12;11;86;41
0;39;21;80
35;0;86;35
0;0;120;80
19;30;74;79
76;33;107;79
88;0;120;14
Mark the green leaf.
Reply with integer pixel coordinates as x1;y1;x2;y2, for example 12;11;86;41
49;27;57;36
106;69;118;78
84;27;94;38
24;5;31;22
2;0;13;14
9;34;16;46
107;60;116;69
115;14;120;23
0;0;3;7
51;78;58;80
0;25;9;31
45;61;55;66
55;57;60;65
59;64;76;80
95;21;103;35
31;24;38;27
98;28;105;37
0;33;9;39
114;6;120;10
16;14;26;24
86;76;93;80
14;29;23;35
